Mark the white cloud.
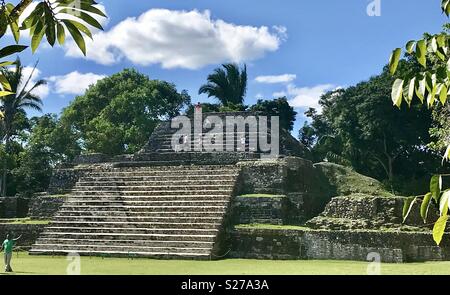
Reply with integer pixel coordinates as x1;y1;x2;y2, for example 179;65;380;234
282;84;337;111
255;93;264;100
65;9;286;69
47;71;106;95
255;74;296;84
20;66;50;99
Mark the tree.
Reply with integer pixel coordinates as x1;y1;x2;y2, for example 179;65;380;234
301;62;439;188
0;0;107;101
199;63;247;106
249;97;297;131
12;114;80;196
390;1;450;245
60;69;191;155
0;58;45;197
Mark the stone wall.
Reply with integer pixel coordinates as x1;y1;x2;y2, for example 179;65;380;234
28;194;67;220
232;196;288;224
0;224;47;250
306;194;439;230
0;197;30;218
48;163;114;194
230;227;450;262
233;157;333;220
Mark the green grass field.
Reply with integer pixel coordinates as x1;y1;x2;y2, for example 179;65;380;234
1;253;450;275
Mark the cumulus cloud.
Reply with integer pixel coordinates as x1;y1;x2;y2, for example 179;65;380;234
255;74;296;84
15;67;105;98
20;66;50;99
280;84;337;111
47;72;106;95
64;9;286;69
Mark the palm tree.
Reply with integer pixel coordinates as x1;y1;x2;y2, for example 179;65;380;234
0;58;45;197
199;63;247;106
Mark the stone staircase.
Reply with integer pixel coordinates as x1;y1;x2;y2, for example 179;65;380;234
30;164;240;258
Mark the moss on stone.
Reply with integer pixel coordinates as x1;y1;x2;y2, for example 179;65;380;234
314;162;394;198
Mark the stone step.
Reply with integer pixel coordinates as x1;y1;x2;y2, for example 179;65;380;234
30;244;212;254
70;190;233;196
64;200;229;207
29;249;211;259
34;238;214;248
89;165;238;172
44;226;219;236
52;216;222;223
50;221;220;229
55;211;225;218
39;232;216;242
59;205;227;212
79;174;237;182
72;184;235;191
66;195;230;202
154;133;269;141
76;179;236;186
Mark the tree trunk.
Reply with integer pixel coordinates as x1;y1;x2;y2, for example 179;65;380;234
1;135;10;198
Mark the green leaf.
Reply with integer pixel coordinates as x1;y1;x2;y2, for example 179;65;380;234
78;3;107;17
0;12;7;39
0;90;13;97
8;17;20;44
439;84;448;105
437;35;446;47
31;22;46;53
444;144;450;162
0;61;14;67
391;79;404;107
433;215;448;245
62;19;92;39
406;40;416;54
57;23;65;45
402;196;417;223
44;4;56;46
64;21;86;55
407;77;416;105
0;74;11;91
0;45;28;59
432;37;438;52
431;175;441;202
59;9;103;30
416;39;427;68
427;82;438;107
421;193;432;223
440;190;450;216
416;78;426;103
389;48;402;75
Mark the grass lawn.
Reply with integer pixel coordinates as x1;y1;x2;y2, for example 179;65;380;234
2;253;450;275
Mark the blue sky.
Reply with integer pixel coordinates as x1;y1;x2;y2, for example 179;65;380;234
7;0;448;134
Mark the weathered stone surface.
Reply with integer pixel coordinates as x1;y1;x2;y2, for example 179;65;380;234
28;194;67;220
230;227;450;262
232;195;288;225
73;153;112;165
306;194;438;231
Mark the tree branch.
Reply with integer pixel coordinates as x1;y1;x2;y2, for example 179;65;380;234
10;0;33;20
